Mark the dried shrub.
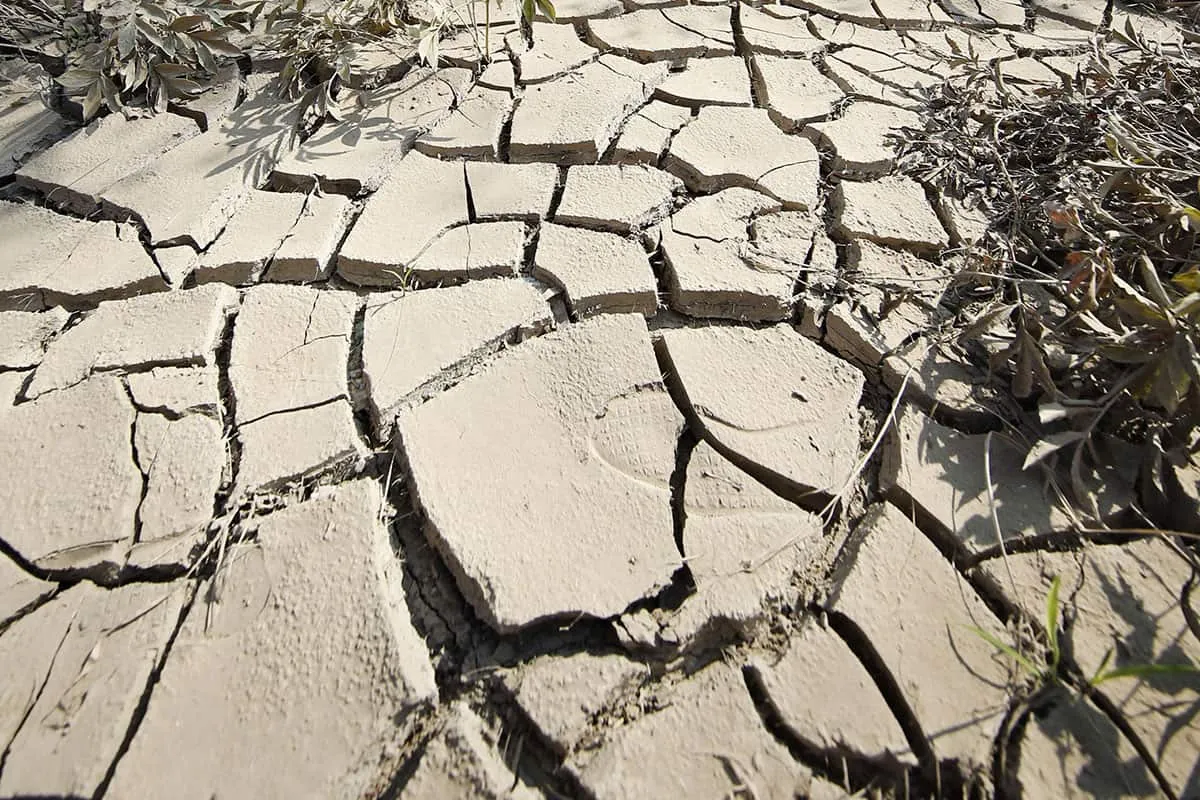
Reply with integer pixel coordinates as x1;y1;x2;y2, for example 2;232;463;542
898;22;1200;512
1;0;254;119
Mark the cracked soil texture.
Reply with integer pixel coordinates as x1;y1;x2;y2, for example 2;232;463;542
0;0;1197;797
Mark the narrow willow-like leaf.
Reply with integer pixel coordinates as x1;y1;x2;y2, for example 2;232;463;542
1045;575;1061;672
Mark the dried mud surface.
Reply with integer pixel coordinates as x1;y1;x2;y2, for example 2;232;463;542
0;0;1197;797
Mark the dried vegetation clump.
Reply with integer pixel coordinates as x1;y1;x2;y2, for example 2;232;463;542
0;0;253;118
899;14;1200;530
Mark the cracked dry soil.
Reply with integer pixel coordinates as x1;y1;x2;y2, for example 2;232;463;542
1;0;1198;797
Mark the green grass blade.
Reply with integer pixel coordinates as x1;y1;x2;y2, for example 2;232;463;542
1089;647;1115;687
1092;662;1200;687
967;625;1041;677
1045;575;1062;672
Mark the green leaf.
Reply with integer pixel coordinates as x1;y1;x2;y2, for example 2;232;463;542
139;1;171;21
154;63;191;78
534;0;555;20
58;68;101;90
195;40;218;73
1100;344;1157;365
1089;647;1115;686
1045;575;1061;672
1139;255;1173;310
1172;291;1200;318
522;0;535;21
118;18;137;59
1092;662;1200;686
968;625;1042;678
167;14;207;31
1172;267;1200;294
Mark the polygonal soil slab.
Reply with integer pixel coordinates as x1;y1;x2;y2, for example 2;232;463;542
509;55;668;164
534;0;622;21
407;221;527;283
823;291;938;366
107;480;437;799
503;651;645;755
787;0;882;26
0;376;142;575
739;6;826;55
752;55;844;129
661;188;799;321
126;365;220;417
27;283;236;398
880;405;1121;557
191;189;307;285
660;324;864;500
611;100;693;165
16;110;200;215
871;0;953;27
575;662;810;798
0;201;167;311
101;75;301;247
338;152;470;286
672;187;781;242
0;551;55;626
667;441;823;646
506;22;599;83
1012;697;1168;800
654;57;752;107
1035;0;1108;28
827;502;1010;770
415;85;512;160
362;278;552;434
586;6;735;61
272;67;473;195
0;370;29;407
807;101;921;176
465;161;559;220
828;46;943;93
661;228;798;321
881;340;995;431
228;284;357;424
751;618;915;766
234;399;369;497
134;412;225;547
833;176;949;254
402;704;538;798
0;307;69;369
533;223;657;317
396;314;683;632
0;581;185;798
822;63;920;109
667;106;820;209
265;193;356;283
555;163;681;232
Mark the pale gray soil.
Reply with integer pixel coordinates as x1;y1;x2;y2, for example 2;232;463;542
0;0;1197;797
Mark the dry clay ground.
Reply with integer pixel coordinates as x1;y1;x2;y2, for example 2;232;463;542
1;0;1198;796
